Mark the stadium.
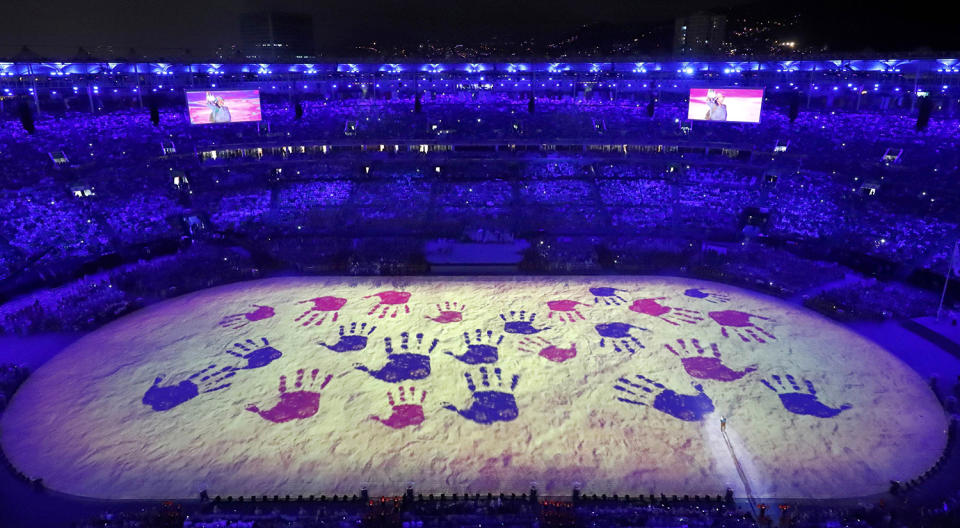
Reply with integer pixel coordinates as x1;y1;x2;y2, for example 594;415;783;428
1;15;960;527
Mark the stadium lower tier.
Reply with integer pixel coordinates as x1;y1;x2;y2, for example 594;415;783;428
0;276;946;500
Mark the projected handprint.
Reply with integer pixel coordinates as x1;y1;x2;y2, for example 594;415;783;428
664;338;757;382
628;298;704;326
354;332;437;382
223;337;282;370
295;296;347;326
709;310;776;343
683;288;731;304
142;364;236;412
366;290;412;319
425;301;465;323
319;322;376;353
518;336;577;363
760;374;852;418
546;300;590;323
443;366;520;424
590;287;628;306
218;304;275;330
445;329;504;364
500;310;550;335
594;322;649;354
613;374;715;422
370;386;427;429
246;368;333;423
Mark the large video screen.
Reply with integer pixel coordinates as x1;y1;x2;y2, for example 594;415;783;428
687;87;764;123
186;90;262;125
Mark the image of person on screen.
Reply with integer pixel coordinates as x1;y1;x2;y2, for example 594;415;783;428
704;90;728;121
205;92;232;123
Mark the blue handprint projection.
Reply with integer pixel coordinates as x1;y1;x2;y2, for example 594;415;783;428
443;366;520;424
500;310;550;335
595;322;649;354
354;332;437;382
142;364;236;411
590;287;628;306
683;288;731;304
445;329;504;364
761;374;852;418
320;322;376;353
223;337;282;369
613;374;715;422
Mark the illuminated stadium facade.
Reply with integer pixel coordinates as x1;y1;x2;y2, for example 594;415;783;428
2;52;960;527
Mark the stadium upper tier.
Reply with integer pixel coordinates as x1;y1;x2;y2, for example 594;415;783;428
1;64;959;299
1;57;959;100
3;57;960;76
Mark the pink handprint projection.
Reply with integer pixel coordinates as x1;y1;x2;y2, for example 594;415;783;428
370;386;427;429
246;369;333;423
295;296;347;326
425;301;465;323
218;304;275;329
664;338;758;382
628;298;704;326
366;290;412;319
546;299;590;323
708;310;775;343
518;336;578;363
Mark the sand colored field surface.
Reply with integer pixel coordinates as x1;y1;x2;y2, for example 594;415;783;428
0;276;948;500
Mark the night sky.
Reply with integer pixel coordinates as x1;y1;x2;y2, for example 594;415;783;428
0;0;951;58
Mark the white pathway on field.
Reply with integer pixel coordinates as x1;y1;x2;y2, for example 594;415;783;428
704;420;767;514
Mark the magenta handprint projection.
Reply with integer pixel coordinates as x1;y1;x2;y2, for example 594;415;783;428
218;304;275;330
708;310;776;343
664;338;758;382
370;386;427;429
366;291;412;319
295;296;347;326
613;374;715;422
546;300;590;323
445;329;504;365
683;288;731;304
628;298;704;326
319;322;376;353
443;366;520;424
354;332;437;382
517;336;577;363
500;310;550;335
223;337;282;370
142;364;236;412
246;368;333;423
760;374;852;418
590;287;628;306
425;301;465;324
594;322;649;354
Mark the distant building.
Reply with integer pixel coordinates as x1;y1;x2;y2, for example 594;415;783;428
240;12;316;61
674;13;727;56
